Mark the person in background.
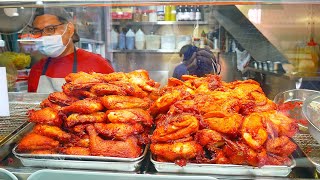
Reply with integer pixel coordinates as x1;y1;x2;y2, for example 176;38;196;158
28;8;114;93
173;44;220;80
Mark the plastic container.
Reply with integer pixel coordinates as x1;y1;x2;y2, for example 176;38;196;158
302;93;320;144
146;33;160;50
110;28;118;49
176;35;192;50
125;28;135;50
161;35;175;50
118;30;126;50
135;29;145;50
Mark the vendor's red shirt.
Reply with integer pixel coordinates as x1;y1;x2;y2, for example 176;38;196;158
28;49;114;92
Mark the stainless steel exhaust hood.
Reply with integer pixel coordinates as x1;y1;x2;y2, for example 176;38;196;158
212;5;289;63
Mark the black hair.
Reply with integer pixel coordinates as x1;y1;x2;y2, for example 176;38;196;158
33;8;80;43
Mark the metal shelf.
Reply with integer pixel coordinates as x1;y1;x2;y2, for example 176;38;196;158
111;21;209;26
109;49;179;53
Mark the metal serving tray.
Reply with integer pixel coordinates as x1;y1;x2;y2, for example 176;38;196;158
13;145;148;162
15;156;144;172
150;155;296;177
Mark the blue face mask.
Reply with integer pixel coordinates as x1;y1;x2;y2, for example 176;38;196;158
36;25;71;58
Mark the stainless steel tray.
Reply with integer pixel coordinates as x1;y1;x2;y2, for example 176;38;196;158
150;154;296;177
15;156;144;172
293;133;320;173
13;145;148;162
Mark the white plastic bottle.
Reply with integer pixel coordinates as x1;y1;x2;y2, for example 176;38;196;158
125;28;135;50
135;29;145;50
110;28;119;49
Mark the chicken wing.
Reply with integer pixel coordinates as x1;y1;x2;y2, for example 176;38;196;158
90;83;127;96
40;98;62;110
16;133;59;152
33;124;72;142
28;107;62;127
195;129;224;151
101;95;151;110
106;108;153;126
151;113;199;143
65;112;107;127
48;92;79;106
86;125;142;158
61;99;104;114
151;141;203;165
94;123;144;140
203;112;243;136
60;147;90;156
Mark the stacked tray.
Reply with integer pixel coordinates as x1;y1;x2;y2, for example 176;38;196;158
150;155;296;177
13;145;148;172
293;133;320;172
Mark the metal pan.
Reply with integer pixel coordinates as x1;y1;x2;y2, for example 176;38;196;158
150;155;296;177
15;156;144;172
13;145;148;162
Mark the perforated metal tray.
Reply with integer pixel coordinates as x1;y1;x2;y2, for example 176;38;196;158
0;93;48;160
293;133;320;172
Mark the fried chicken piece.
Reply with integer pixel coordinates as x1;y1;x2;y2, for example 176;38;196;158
92;72;128;82
101;95;151;110
61;99;104;114
106;108;153;126
266;153;292;166
266;136;297;157
151;141;203;164
151;113;199;143
30;150;57;154
109;81;149;98
71;124;90;136
127;69;159;92
203;112;243;136
86;125;142;158
65;112;107;127
61;147;90;156
28;107;62;127
195;129;224;151
62;83;97;99
167;100;199;116
94;123;144;140
17;133;59;152
90;83;127;96
64;135;90;148
241;113;268;150
65;71;102;84
48;92;79;106
33;124;72;142
264;111;298;138
223;139;267;167
150;90;188;115
40;98;62;110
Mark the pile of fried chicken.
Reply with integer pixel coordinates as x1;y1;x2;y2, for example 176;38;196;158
150;75;298;167
16;70;159;158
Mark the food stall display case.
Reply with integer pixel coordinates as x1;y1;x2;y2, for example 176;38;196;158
0;0;320;180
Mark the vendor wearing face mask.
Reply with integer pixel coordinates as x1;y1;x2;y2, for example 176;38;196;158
28;8;114;93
